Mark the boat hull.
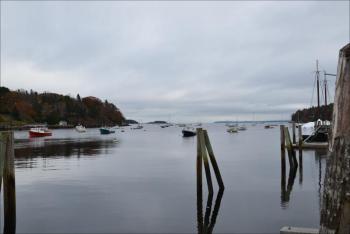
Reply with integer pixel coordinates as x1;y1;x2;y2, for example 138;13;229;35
100;128;115;134
29;131;52;137
182;130;196;137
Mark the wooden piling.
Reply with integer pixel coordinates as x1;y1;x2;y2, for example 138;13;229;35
196;128;203;234
203;130;225;190
0;132;6;192
284;127;292;151
284;127;294;168
280;125;285;150
298;124;303;151
2;131;16;234
320;43;350;233
292;122;296;144
198;129;213;195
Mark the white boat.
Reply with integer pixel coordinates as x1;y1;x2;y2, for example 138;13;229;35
75;125;86;132
132;124;143;130
301;119;331;142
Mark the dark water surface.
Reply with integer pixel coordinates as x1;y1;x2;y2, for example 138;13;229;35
4;124;326;233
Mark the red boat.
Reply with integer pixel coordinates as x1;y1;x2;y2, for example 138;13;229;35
29;127;52;137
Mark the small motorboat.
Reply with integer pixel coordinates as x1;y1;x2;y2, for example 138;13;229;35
100;127;115;135
227;127;238;133
182;127;196;137
238;126;247;131
132;124;143;130
161;123;172;128
264;125;273;129
29;127;52;137
75;124;86;132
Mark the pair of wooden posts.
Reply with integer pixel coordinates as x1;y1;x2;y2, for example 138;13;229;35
0;131;16;234
280;124;301;169
196;128;224;194
196;128;224;234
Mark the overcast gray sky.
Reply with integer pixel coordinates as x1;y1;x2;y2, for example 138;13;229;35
1;1;348;122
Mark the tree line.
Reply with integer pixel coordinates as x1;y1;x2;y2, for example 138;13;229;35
0;87;125;127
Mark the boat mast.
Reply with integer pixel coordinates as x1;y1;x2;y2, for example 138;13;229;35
316;60;320;119
324;72;327;106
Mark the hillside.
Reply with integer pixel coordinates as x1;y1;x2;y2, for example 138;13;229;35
291;103;333;123
0;87;125;127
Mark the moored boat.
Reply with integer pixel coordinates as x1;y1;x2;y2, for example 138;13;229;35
227;127;238;133
238;126;247;131
301;119;330;142
75;124;86;132
182;127;196;137
132;124;143;130
29;127;52;137
100;127;115;135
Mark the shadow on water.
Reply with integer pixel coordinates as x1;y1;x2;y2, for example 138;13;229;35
13;138;118;168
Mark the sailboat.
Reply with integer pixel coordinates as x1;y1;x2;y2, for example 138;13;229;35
301;60;334;143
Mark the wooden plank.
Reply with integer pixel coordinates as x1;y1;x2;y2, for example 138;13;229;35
292;143;328;149
280;226;319;234
203;130;225;189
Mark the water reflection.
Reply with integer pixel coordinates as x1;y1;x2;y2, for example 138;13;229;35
197;188;224;234
280;149;328;209
14;138;118;168
280;149;298;208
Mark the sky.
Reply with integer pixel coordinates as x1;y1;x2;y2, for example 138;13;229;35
1;1;349;123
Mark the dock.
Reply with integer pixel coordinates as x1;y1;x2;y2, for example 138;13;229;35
291;142;328;149
280;124;329;151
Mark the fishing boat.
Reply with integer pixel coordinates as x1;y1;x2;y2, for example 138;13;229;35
100;127;115;135
182;127;196;137
29;127;52;137
75;124;86;132
227;127;238;133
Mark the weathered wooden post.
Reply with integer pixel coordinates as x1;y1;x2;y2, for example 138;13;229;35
203;130;224;189
280;125;285;150
196;129;203;234
198;129;214;195
284;127;296;168
292;122;296;144
320;43;350;234
1;131;16;234
298;124;303;151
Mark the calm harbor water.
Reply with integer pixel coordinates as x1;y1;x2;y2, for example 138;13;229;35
3;123;326;233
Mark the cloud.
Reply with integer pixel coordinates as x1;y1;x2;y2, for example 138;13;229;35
1;1;348;122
